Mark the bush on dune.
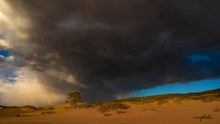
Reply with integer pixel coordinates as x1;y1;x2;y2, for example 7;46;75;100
77;103;93;109
157;99;168;105
66;91;81;106
201;96;218;103
98;102;129;113
20;105;38;111
214;107;220;112
38;106;54;111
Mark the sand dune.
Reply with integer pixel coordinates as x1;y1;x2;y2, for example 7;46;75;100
1;89;220;124
0;101;220;124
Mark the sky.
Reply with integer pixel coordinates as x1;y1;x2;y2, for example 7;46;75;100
131;78;220;97
0;0;220;106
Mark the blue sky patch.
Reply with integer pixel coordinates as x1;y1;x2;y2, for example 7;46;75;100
188;54;211;63
0;50;10;57
131;78;220;97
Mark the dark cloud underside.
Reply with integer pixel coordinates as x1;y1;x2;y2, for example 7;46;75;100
6;0;220;101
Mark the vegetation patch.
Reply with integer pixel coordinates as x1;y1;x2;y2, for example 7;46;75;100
38;106;54;111
66;91;81;107
103;113;112;117
214;107;220;112
97;102;129;113
157;99;168;105
77;103;93;109
20;105;37;111
201;96;217;103
116;110;126;114
41;111;56;115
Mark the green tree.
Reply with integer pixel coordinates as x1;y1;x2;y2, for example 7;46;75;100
66;91;81;106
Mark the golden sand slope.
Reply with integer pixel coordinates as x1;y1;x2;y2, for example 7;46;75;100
0;101;220;124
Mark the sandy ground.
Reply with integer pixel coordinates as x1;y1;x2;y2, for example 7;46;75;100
0;101;220;124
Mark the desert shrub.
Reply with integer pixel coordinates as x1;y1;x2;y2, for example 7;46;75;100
38;106;54;110
175;100;182;104
98;102;129;113
77;103;93;109
125;98;146;104
157;99;168;105
140;108;147;112
214;107;220;112
54;104;73;109
66;91;81;106
2;106;19;109
103;113;112;117
148;108;157;111
201;96;217;102
191;96;204;100
41;111;56;114
21;105;37;110
171;97;183;104
116;110;126;114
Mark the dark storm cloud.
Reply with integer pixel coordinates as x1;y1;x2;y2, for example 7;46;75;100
7;0;220;101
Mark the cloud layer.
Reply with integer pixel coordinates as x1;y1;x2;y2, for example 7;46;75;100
0;0;220;105
0;67;65;106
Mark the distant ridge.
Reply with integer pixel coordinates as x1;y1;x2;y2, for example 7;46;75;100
110;88;220;104
200;88;220;93
1;88;220;108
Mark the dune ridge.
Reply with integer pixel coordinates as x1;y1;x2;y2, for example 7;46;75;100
0;89;220;124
